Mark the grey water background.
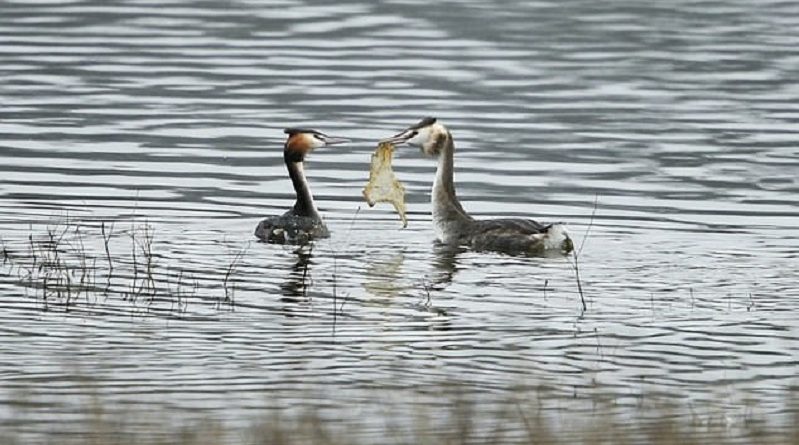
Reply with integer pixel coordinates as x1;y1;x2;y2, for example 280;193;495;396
1;0;798;441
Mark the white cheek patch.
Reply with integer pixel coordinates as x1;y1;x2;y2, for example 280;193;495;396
408;128;430;146
310;136;325;149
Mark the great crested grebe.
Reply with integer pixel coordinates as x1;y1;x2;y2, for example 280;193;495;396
382;117;574;255
254;128;348;244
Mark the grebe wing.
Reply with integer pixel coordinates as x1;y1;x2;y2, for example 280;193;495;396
467;223;551;255
472;218;551;235
255;209;329;244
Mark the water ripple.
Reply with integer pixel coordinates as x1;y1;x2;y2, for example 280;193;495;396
1;0;799;441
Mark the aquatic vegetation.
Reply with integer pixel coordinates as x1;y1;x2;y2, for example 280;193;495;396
0;217;245;316
363;142;408;228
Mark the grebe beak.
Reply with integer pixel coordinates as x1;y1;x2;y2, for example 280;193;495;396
379;129;414;145
322;135;350;146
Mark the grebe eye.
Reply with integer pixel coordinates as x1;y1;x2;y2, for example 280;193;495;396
313;134;324;141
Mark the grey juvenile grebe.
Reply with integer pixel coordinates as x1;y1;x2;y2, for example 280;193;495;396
382;117;574;255
255;128;348;244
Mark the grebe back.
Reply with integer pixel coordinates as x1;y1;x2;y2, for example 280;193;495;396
255;128;348;244
382;117;573;255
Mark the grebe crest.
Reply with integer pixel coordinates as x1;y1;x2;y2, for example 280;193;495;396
383;117;573;256
397;117;449;158
255;128;349;244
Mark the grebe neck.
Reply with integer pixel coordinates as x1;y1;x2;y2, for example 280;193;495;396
286;160;318;217
431;132;473;242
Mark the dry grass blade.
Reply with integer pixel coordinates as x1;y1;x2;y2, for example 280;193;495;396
1;217;243;316
1;236;10;265
129;221;138;301
578;193;599;257
101;221;114;272
330;207;362;331
567;193;598;312
222;243;249;308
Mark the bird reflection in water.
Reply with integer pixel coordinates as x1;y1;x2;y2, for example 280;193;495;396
279;245;314;307
361;243;464;303
429;242;467;289
362;252;406;300
275;242;465;321
396;243;464;327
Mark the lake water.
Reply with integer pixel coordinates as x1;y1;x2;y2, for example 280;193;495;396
1;0;798;442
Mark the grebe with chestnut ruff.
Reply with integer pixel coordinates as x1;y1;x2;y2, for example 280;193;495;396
255;128;348;244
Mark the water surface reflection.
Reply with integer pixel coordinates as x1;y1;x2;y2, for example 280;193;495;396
1;0;798;442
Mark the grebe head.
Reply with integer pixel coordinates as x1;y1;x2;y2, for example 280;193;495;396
284;128;349;162
381;117;449;158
